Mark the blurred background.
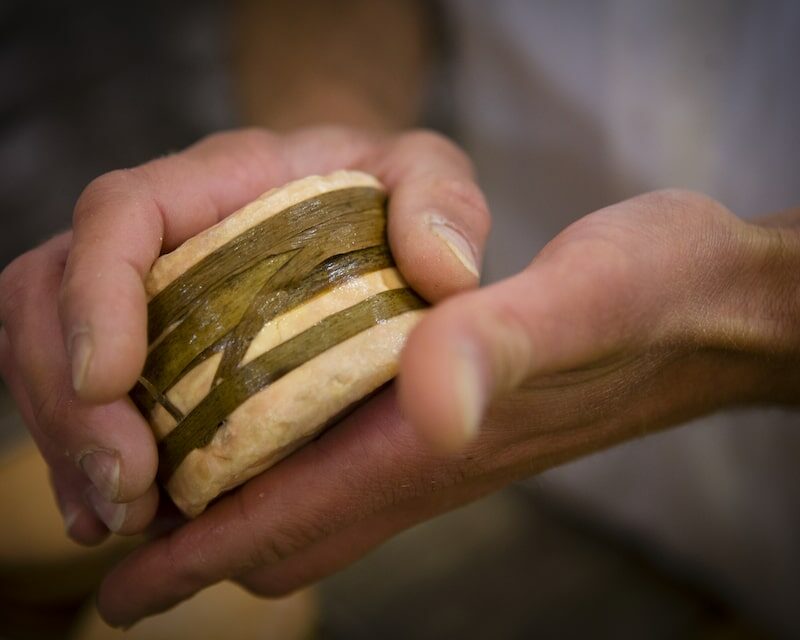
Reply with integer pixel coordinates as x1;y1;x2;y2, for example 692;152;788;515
1;1;798;638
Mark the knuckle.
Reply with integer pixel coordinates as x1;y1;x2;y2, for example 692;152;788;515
203;127;277;153
238;126;278;148
73;169;140;226
404;128;462;156
189;129;281;202
400;129;476;171
254;519;324;568
368;475;417;510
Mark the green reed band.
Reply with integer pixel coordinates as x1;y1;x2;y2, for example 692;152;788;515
129;187;426;481
156;288;425;480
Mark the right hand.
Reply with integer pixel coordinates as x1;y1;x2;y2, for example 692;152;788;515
0;127;489;545
93;185;800;627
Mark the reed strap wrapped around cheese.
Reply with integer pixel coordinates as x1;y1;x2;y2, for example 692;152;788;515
131;170;427;517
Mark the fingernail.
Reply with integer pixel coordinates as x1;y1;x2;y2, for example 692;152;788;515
69;327;93;392
79;449;120;501
427;213;480;278
62;502;81;536
454;343;485;442
85;485;127;533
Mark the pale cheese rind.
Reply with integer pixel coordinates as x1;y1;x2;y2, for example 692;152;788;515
142;171;425;516
167;310;423;517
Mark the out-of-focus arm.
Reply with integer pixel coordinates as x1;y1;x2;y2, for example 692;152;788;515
230;0;435;131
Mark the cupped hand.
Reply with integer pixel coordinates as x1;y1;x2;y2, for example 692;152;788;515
0;127;488;545
94;186;800;626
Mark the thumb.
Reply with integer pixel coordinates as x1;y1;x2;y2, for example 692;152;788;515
60;131;288;402
397;243;643;451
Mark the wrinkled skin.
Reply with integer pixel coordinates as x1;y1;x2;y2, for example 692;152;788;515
0;127;797;627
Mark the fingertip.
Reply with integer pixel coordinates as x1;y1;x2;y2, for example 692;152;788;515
85;482;160;535
51;467;110;545
74;400;159;505
78;448;121;501
392;210;482;303
427;213;481;279
365;130;489;303
110;401;160;503
63;500;110;546
399;306;487;453
387;177;488;303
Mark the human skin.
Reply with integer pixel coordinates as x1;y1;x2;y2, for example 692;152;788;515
1;0;799;627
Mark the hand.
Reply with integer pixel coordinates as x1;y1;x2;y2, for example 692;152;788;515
93;189;800;626
0;127;488;545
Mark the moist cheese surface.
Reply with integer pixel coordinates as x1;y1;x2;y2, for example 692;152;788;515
132;171;426;516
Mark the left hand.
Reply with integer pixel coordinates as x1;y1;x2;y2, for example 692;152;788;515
0;126;487;544
96;189;800;627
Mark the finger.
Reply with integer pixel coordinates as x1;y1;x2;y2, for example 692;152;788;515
59;129;301;402
0;326;108;545
398;238;645;451
235;468;502;599
0;235;158;509
281;127;491;301
49;468;110;546
365;130;490;302
96;388;480;627
276;125;378;177
235;508;437;599
60;126;485;402
85;482;160;535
